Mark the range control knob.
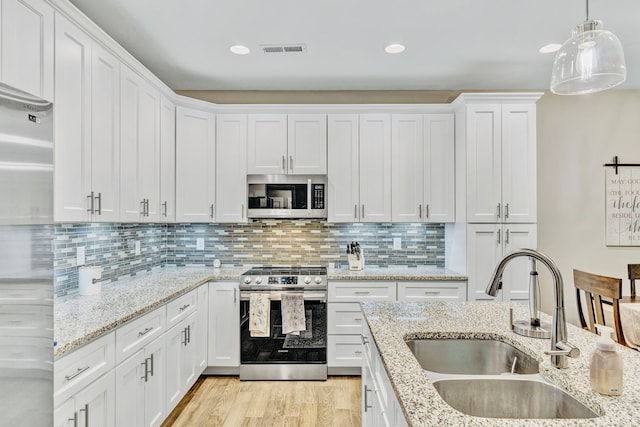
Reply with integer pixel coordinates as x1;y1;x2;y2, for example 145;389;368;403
303;276;312;285
314;276;323;285
243;276;252;285
255;277;263;285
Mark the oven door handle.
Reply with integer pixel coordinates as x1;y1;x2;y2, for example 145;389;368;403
239;291;327;302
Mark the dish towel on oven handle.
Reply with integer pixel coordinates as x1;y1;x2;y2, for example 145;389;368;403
281;293;306;335
249;293;270;337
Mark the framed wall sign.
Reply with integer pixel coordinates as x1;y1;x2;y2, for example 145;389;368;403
605;165;640;246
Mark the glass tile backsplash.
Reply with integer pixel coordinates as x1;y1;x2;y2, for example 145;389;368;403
54;220;444;296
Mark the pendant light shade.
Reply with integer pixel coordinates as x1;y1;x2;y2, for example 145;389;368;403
550;19;626;95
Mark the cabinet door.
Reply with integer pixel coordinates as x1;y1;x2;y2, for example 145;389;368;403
466;104;502;223
175;106;216;222
327;114;360;223
287;114;327;174
502;223;537;303
196;284;209;374
216;114;247;223
53;14;92;222
0;0;53;100
144;335;166;427
119;66;143;222
247;114;287;174
75;370;115;427
424;113;455;223
207;282;239;367
501;104;537;223
164;322;183;413
181;313;198;392
391;114;423;222
137;80;161;221
160;96;176;222
467;223;502;301
359;114;391;222
90;43;120;222
115;350;145;427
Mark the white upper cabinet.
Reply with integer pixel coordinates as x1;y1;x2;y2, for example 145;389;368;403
465;102;537;223
216;114;247;223
160;96;176;222
0;0;53;100
120;65;161;222
423;114;455;223
328;114;391;223
287;114;327;174
247;114;327;175
175;106;216;223
327;114;360;223
54;14;119;222
391;114;424;223
359;114;391;222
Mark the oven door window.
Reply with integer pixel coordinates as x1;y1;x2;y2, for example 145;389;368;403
240;299;327;364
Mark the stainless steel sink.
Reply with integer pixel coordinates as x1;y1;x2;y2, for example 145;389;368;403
406;338;539;375
432;378;600;419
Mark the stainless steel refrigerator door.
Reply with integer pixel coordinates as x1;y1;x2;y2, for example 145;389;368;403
0;82;54;426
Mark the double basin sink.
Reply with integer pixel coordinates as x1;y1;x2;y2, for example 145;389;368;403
406;338;599;420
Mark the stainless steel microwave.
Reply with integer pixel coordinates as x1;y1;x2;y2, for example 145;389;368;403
247;175;327;219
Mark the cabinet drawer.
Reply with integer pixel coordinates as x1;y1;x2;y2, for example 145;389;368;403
54;331;115;406
397;281;466;302
328;302;364;335
115;306;166;364
166;289;197;327
328;281;395;302
328;335;363;367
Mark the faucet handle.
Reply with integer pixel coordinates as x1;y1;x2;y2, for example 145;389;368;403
544;341;580;358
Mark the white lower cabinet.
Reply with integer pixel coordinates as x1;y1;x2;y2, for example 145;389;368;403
207;282;240;370
397;281;466;302
115;335;166;427
165;311;198;413
54;370;115;427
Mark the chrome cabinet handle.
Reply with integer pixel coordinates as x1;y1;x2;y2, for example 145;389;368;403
78;404;89;427
419;204;422;219
234;288;237;303
241;204;244;219
496;203;501;219
140;200;146;215
179;303;190;312
354;291;370;295
424;291;440;295
87;191;95;214
187;325;191;344
145;199;150;216
361;205;365;219
210;204;214;219
141;359;149;381
282;156;286;172
505;229;510;244
497;229;501;244
68;412;78;427
504;203;509;219
64;365;90;381
95;193;102;215
149;353;154;377
289;155;293;171
162;201;168;217
138;327;153;337
361;335;370;345
354;204;358;219
364;385;373;412
181;328;188;346
426;204;429;219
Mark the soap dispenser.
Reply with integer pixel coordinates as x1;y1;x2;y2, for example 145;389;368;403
590;324;623;396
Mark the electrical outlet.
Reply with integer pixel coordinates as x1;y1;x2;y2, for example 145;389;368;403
196;238;205;251
76;246;85;266
393;237;402;250
135;240;141;256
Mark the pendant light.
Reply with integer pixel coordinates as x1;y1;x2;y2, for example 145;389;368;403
550;0;626;95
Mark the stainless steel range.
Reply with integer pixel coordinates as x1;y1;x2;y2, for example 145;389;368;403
239;266;327;381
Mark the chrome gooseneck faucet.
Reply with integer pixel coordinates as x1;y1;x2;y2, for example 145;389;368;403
486;248;580;369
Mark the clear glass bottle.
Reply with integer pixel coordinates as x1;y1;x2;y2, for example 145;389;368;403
590;324;623;396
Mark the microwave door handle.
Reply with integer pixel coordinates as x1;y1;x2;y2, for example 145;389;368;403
307;179;312;214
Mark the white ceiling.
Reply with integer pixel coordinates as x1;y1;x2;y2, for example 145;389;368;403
68;0;640;92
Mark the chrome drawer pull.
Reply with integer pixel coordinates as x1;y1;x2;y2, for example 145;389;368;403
138;327;153;337
179;304;190;312
64;365;90;381
354;291;370;295
424;291;440;295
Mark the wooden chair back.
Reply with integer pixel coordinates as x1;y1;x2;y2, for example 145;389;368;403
629;264;639;298
573;269;627;347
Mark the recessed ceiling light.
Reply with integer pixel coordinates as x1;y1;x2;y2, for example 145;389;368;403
385;43;406;54
538;43;562;54
230;44;250;55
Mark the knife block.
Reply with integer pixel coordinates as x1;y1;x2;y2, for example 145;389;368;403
348;252;365;271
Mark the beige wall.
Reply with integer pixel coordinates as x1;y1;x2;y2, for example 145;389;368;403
537;90;640;325
179;88;640;326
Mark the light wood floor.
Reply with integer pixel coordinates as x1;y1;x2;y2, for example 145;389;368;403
162;376;362;427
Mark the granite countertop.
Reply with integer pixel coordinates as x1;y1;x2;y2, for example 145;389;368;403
55;265;465;359
361;301;640;426
328;266;466;281
53;266;244;358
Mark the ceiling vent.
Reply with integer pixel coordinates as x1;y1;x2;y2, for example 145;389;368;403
261;44;307;54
